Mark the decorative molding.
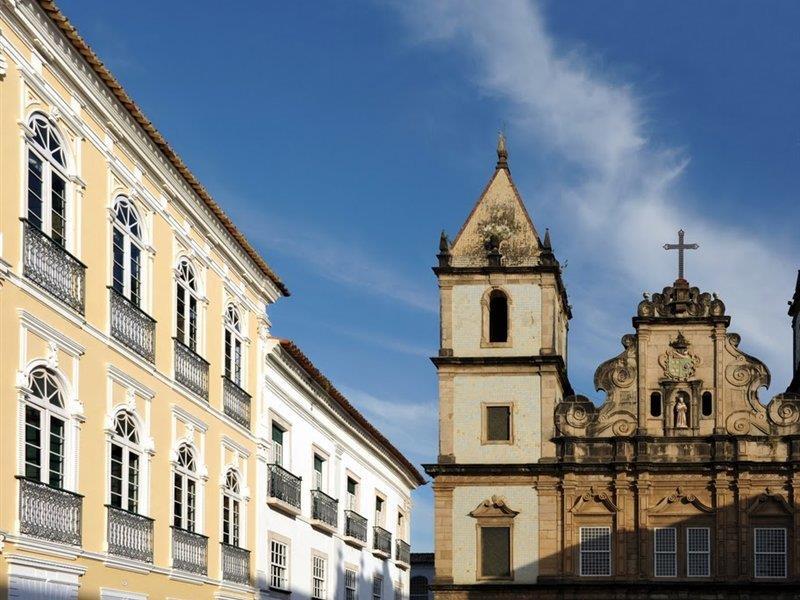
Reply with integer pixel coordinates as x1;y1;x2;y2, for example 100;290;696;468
570;486;620;514
18;309;85;356
469;495;519;519
649;487;713;514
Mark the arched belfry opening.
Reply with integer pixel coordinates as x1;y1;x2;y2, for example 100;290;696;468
488;290;509;343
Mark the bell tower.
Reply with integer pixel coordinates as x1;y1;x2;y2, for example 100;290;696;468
428;135;572;585
788;270;800;393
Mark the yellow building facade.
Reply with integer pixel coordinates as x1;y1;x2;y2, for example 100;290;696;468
0;2;422;599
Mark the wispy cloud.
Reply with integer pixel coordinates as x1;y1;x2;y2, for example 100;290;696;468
395;0;798;389
235;209;438;313
326;324;434;358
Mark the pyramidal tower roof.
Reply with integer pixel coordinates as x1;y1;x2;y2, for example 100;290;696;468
448;134;544;268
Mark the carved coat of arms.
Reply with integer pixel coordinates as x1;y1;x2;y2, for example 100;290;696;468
659;332;700;381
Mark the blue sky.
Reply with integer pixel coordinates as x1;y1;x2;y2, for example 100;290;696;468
62;0;800;551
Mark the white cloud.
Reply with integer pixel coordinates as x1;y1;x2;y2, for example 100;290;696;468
395;0;798;389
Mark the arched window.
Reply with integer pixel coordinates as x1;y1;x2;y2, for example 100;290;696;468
222;469;242;547
650;392;662;418
176;259;199;352
410;575;429;600
173;444;198;531
23;367;67;488
109;412;141;513
224;305;243;386
488;290;509;343
702;391;713;417
26;113;69;247
112;197;144;307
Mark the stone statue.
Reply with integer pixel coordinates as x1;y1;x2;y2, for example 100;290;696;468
675;396;688;428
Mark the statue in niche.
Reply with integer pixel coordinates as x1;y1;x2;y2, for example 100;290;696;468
675;394;689;429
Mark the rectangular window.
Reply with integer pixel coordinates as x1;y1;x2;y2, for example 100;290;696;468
580;526;611;576
375;496;385;525
479;525;511;579
173;473;183;527
176;286;186;344
27;151;44;230
686;527;710;577
48;416;65;488
345;568;357;600
271;423;284;466
485;405;511;442
24;405;42;481
397;512;405;539
347;477;358;511
130;245;141;307
110;444;124;508
313;454;324;491
754;528;787;578
50;172;66;247
270;539;288;590
112;229;125;295
372;575;383;600
186;478;196;532
312;555;326;599
654;527;677;577
127;453;140;513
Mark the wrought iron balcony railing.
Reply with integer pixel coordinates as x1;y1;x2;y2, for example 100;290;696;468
18;476;82;546
344;510;368;543
22;219;85;314
106;504;154;563
221;542;250;585
223;376;250;429
373;525;392;556
311;489;338;530
110;288;155;362
267;464;302;510
396;538;411;565
171;526;208;575
174;338;209;400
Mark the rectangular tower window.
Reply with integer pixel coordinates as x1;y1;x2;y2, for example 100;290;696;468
579;527;611;576
654;527;677;577
754;528;787;578
479;525;511;580
485;405;511;442
687;527;710;577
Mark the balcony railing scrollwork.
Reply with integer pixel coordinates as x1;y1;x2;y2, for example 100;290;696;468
373;525;392;557
344;509;368;543
396;538;411;565
223;376;251;429
22;219;86;314
267;464;302;511
174;338;209;400
18;476;82;546
110;288;156;362
311;489;338;530
106;504;154;563
171;526;208;575
221;542;250;585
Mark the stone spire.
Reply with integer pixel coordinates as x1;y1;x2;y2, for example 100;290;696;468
496;131;508;170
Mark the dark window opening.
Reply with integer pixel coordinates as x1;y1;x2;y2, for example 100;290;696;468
480;526;511;579
486;405;511;442
702;392;713;417
488;290;508;343
650;392;662;417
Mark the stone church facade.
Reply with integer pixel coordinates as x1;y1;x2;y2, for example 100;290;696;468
424;137;800;598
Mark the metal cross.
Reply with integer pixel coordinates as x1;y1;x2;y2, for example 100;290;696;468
663;229;699;280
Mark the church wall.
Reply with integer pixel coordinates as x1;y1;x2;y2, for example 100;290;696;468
452;485;539;585
452;373;541;463
450;282;541;356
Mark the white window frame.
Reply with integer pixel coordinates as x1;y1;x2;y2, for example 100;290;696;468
653;527;677;577
345;568;357;600
271;421;287;467
346;475;359;512
172;444;199;532
313;452;326;492
221;468;243;547
686;527;710;577
312;554;327;599
223;304;244;386
375;493;386;527
270;537;289;591
175;258;201;352
21;367;69;489
25;112;71;249
108;411;142;513
754;527;787;578
111;196;145;308
579;526;612;576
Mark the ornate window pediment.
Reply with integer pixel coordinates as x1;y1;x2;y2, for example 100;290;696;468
649;487;713;515
747;489;794;517
469;495;519;519
569;486;620;514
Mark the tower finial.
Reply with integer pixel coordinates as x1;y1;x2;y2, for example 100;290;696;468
543;228;552;250
496;131;508;170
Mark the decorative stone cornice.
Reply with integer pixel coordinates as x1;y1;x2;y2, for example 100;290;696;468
469;495;519;519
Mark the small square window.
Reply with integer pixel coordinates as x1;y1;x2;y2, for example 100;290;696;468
485;405;511;442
